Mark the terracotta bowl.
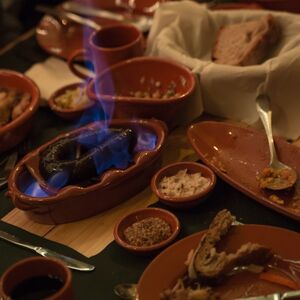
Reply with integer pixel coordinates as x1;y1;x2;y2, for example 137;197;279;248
0;70;40;153
7;119;167;224
87;57;196;130
151;162;216;209
0;256;73;300
113;207;180;255
48;82;95;120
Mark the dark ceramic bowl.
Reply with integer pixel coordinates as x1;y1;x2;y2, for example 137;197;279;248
0;256;73;300
113;207;180;255
151;162;216;209
48;82;94;120
87;57;196;130
8;119;167;224
0;70;40;153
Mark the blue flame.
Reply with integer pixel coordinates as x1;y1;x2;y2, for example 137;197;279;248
46;171;69;190
24;181;50;198
135;131;157;152
76;103;106;128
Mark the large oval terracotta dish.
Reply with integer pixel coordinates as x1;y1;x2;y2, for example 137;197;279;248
7;119;166;224
187;121;300;221
138;224;300;299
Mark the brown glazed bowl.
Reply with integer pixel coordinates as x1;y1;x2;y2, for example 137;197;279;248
7;119;167;224
48;82;94;120
87;57;196;130
0;256;73;300
113;207;180;255
151;162;216;209
0;70;40;153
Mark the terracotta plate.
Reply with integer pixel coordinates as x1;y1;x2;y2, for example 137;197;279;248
187;121;300;221
36;15;118;60
138;224;300;300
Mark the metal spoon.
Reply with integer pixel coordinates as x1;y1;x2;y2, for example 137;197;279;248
114;283;137;300
256;94;297;190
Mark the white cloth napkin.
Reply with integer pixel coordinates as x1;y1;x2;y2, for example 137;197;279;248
25;57;87;102
146;1;300;140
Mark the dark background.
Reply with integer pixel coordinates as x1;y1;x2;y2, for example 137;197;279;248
0;0;64;48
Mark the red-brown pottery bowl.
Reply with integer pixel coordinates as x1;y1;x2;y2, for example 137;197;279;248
7;119;167;224
151;162;216;209
87;57;196;130
48;82;95;120
0;257;73;300
113;207;180;255
0;70;40;153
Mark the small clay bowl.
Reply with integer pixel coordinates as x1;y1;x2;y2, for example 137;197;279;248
0;70;40;153
151;162;216;209
113;207;180;255
87;56;196;130
0;256;73;300
48;82;95;120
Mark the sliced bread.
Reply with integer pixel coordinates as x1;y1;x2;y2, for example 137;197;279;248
212;14;280;66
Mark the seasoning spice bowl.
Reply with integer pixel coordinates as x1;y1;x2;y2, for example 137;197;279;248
151;162;217;209
113;208;180;255
48;82;95;120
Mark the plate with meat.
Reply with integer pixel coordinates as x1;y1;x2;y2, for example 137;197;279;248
187;121;300;222
137;210;300;300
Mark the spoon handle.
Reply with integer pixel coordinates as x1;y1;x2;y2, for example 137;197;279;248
256;94;278;166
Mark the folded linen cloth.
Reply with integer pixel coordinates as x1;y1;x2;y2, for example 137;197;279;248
25;57;89;102
146;1;300;140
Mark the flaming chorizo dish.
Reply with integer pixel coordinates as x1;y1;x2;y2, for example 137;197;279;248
160;209;295;300
8;119;166;223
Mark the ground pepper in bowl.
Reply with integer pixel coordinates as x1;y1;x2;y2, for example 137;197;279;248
123;217;172;247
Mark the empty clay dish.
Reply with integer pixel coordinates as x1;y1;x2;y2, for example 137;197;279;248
151;162;216;209
48;82;95;120
0;70;40;153
8;119;167;224
113;207;180;255
87;56;196;130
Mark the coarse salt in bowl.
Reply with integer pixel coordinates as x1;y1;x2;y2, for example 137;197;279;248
113;207;180;255
151;162;216;209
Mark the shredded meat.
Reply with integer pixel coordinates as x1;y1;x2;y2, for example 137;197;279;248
189;210;272;279
161;210;273;300
160;279;219;300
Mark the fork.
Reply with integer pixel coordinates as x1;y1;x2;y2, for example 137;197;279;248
267;255;300;286
231;256;300;286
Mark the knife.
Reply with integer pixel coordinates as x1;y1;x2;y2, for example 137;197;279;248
36;5;101;31
236;290;300;300
0;230;95;271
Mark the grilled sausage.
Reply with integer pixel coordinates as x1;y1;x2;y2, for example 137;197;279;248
40;128;136;187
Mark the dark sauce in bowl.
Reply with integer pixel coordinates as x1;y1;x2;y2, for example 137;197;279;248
10;275;64;300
